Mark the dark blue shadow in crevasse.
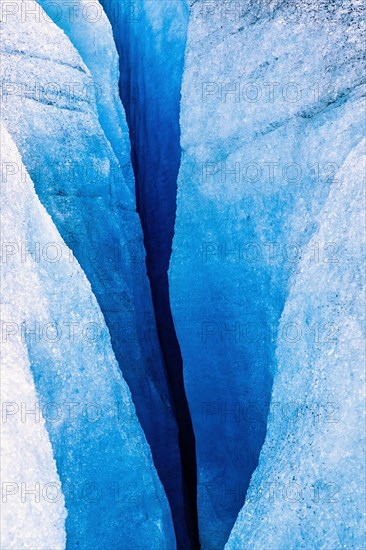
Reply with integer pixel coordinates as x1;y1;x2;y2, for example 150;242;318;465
100;1;199;548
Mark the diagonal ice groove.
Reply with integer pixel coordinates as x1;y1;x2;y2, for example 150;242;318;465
226;139;366;549
0;55;90;112
0;47;87;73
0;122;175;549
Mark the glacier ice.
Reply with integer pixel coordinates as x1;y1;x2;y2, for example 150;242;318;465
1;131;67;550
1;0;365;548
225;138;366;549
0;123;175;547
0;2;185;547
170;0;365;547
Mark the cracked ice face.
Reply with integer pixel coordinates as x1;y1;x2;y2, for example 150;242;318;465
1;0;365;549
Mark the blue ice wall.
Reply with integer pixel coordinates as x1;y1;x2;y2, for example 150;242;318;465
1;91;175;548
99;1;198;548
37;0;134;190
170;0;365;547
226;138;366;549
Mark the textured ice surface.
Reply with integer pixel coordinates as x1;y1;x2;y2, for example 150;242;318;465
1;131;66;550
37;0;134;189
0;3;182;541
170;0;365;546
2;0;364;548
226;139;366;549
0;77;174;550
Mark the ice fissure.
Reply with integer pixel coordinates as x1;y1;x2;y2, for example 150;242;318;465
99;1;200;548
2;1;365;549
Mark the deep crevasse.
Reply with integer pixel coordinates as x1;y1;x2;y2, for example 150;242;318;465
170;0;365;547
98;1;199;547
1;0;365;548
0;125;175;548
